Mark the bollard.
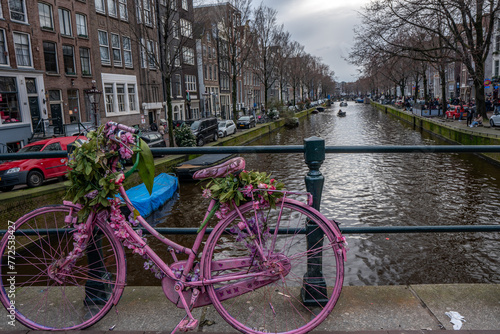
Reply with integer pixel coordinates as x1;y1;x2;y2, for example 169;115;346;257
301;136;328;306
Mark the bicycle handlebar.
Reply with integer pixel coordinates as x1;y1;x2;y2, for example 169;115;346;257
106;121;138;134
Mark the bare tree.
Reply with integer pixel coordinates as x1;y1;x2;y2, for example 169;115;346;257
351;0;500;118
198;0;255;121
252;4;283;111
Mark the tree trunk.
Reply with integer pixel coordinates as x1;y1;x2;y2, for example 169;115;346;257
164;76;174;147
439;68;447;116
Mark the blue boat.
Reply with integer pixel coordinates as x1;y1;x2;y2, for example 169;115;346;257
121;173;179;218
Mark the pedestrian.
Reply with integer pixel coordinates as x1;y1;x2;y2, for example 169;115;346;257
470;114;483;127
466;109;474;126
150;122;158;131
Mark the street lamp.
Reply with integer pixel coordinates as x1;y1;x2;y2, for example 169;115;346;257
247;91;253;115
202;92;210;118
86;81;102;127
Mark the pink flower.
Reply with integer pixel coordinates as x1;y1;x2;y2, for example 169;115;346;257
115;173;125;184
202;188;212;199
258;183;268;189
85;190;98;199
270;179;275;184
119;145;132;160
121;132;135;145
252;201;260;210
241;184;253;197
268;185;276;195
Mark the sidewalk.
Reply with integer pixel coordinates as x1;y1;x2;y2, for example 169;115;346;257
412;109;500;138
2;284;499;332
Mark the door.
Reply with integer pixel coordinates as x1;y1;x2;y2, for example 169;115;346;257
50;104;63;134
29;97;41;132
40;142;67;178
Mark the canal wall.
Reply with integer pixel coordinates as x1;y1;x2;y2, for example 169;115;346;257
372;102;500;165
0;107;316;224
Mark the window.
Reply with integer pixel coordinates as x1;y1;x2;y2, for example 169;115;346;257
9;0;27;23
111;33;122;66
147;40;155;68
98;30;110;65
116;84;125;111
102;76;139;115
185;75;196;91
180;19;192;38
174;74;181;96
122;36;132;67
0;77;22;124
59;9;72;36
496;35;500;52
135;0;142;23
38;3;54;30
67;90;80;123
79;47;91;75
172;21;179;39
181;0;188;10
13;32;31;67
128;84;136;111
183;47;194;65
62;45;75;74
119;0;128;20
0;30;8;65
140;38;146;68
0;3;3;18
170;0;176;10
43;42;58;73
143;0;151;25
105;84;114;113
76;14;87;37
95;0;105;13
495;60;499;78
108;0;117;16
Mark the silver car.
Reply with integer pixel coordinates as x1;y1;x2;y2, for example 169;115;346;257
218;120;236;137
490;106;500;127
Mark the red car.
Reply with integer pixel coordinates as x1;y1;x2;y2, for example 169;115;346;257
445;106;468;120
0;136;85;192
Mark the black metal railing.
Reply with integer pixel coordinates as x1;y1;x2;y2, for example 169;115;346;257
2;139;500;304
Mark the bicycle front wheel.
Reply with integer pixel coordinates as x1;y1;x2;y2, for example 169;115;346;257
203;199;344;334
0;205;126;330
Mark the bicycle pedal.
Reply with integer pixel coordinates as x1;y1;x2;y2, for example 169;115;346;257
179;318;198;331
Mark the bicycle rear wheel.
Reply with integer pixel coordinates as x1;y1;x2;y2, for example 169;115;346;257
0;205;126;330
203;199;344;334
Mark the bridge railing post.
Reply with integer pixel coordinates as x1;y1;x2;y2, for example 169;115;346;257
301;136;328;306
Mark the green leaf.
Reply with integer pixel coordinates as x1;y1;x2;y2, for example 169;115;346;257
137;138;155;195
197;202;220;233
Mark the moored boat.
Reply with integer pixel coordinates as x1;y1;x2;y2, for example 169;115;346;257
175;153;234;180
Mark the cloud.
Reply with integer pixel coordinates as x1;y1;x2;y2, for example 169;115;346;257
260;0;366;81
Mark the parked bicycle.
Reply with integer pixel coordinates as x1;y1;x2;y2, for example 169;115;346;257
0;122;347;333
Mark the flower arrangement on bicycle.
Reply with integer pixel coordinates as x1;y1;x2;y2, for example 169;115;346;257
66;123;154;219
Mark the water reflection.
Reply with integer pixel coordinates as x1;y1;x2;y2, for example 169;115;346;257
133;104;500;286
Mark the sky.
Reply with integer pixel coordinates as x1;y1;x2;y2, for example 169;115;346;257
258;0;369;83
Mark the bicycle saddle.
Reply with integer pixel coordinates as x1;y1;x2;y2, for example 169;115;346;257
192;157;245;180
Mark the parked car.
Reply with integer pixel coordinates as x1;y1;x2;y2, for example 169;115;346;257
237;115;256;129
139;131;167;156
490;106;500;127
218;120;236;138
0;136;85;192
445;106;468;120
190;117;218;146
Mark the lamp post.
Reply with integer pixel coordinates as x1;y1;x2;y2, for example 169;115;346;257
247;90;253;116
212;92;218;118
202;92;210;118
86;81;102;128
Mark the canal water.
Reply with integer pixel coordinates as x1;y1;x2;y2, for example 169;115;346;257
132;103;500;286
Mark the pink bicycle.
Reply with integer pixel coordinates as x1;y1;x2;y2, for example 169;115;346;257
0;122;347;333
